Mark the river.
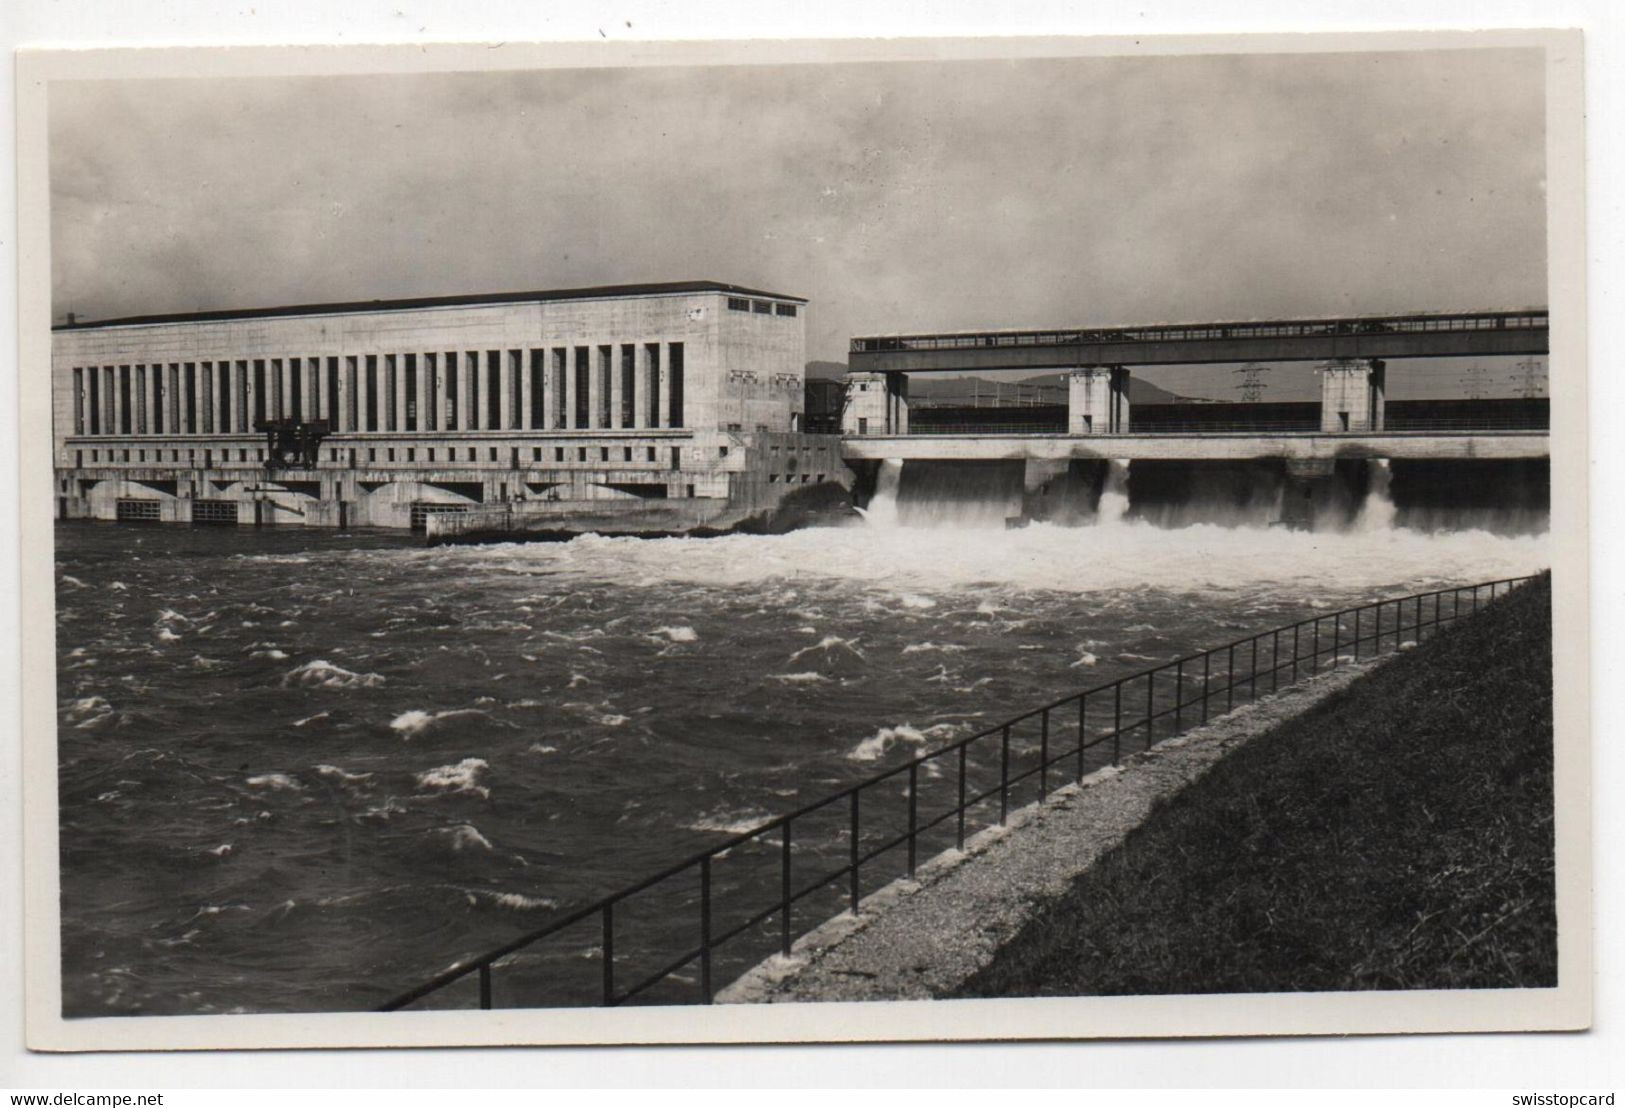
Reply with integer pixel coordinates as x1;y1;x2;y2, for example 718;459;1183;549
54;493;1547;1015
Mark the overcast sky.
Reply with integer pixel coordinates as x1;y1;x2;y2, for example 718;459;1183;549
49;47;1546;395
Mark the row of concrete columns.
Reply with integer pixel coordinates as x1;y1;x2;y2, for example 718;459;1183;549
840;359;1386;436
72;344;684;437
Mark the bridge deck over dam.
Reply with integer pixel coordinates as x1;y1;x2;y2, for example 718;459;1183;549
847;309;1548;373
839;429;1549;464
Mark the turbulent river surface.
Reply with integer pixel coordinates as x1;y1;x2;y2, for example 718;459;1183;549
55;502;1548;1016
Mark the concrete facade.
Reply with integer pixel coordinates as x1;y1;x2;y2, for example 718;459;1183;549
1319;358;1386;433
841;371;909;435
1066;367;1131;434
52;282;844;530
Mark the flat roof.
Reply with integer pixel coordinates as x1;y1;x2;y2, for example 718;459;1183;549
54;280;807;331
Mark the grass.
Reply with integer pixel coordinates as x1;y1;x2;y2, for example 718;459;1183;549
954;573;1557;998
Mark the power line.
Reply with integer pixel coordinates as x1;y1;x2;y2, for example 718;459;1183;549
1509;357;1546;399
1458;363;1490;400
1232;362;1271;402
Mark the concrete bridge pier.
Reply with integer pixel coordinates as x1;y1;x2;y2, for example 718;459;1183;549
1068;367;1131;434
1319;358;1386;433
842;371;910;435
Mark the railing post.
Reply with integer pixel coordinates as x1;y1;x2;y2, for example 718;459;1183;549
1201;654;1210;722
1415;595;1423;641
1175;660;1184;729
601;902;614;1006
1331;613;1340;669
1112;683;1122;764
1145;671;1155;750
1292;624;1300;682
1272;629;1281;693
999;725;1011;824
479;963;492;1011
1226;644;1236;711
699;856;713;1003
956;744;968;849
1250;636;1259;699
907;763;919;878
1040;709;1053;799
780;820;793;957
850;789;861;913
1312;619;1320;674
1076;694;1087;783
1354;607;1361;659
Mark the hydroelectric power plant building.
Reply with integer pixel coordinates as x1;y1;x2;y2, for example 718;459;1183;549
50;281;845;532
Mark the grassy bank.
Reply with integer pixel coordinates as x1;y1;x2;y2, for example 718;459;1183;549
955;574;1557;997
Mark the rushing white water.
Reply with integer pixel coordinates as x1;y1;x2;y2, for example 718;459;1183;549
1097;459;1131;525
857;458;904;528
532;519;1546;597
1356;458;1399;532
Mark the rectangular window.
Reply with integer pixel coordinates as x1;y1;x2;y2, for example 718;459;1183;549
670;446;681;471
598;345;613;428
489;447;498;462
289;356;303;420
116;366;131;435
182;363;196;434
487;351;502;429
574;347;590;428
775;303;798;317
72;369;84;434
668;342;685;429
387;448;395;462
646;446;656;462
364;356;378;431
88;368;100;434
327;356;340;426
530;349;546;428
532;447;542;462
728;297;750;311
508;350;523;429
445;353;459;429
553;349;568;428
555;447;565;462
623;446;633;462
253;360;267;425
752;300;771;314
620;345;636;427
577;446;587;462
405;353;418;431
218;363;232;431
600;446;609;462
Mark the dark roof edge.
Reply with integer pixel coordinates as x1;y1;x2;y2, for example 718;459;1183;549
54;280;808;331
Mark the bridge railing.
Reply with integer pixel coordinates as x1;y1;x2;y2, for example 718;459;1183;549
850;310;1548;353
377;575;1539;1013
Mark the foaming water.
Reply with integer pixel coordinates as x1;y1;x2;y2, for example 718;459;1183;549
55;517;1546;1015
1097;460;1130;525
1357;459;1398;532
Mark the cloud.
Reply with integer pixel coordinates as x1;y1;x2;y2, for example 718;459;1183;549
49;48;1546;363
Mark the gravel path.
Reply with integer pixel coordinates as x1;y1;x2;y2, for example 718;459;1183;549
718;661;1376;1004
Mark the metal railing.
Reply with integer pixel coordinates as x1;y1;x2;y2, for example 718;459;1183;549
378;574;1538;1012
850;310;1549;353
